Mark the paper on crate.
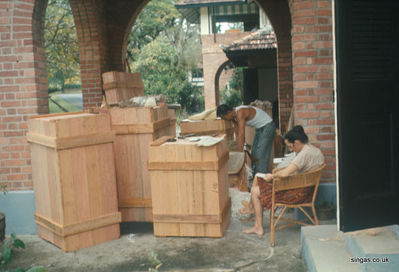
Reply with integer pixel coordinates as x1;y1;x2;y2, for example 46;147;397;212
194;136;224;147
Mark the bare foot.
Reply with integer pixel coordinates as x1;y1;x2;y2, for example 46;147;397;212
243;226;264;237
239;207;254;215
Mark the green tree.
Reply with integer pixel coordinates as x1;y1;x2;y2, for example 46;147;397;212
132;36;203;113
45;0;80;92
127;0;181;62
220;67;244;107
129;0;203;113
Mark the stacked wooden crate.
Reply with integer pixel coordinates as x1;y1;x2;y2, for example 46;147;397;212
148;136;231;237
180;119;234;144
102;71;144;105
27;112;121;252
109;105;175;222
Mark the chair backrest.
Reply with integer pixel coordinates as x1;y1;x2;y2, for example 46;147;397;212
274;164;326;192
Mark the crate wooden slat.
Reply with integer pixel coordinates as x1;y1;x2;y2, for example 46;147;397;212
109;105;175;222
27;112;121;252
102;71;144;105
148;137;231;237
180;119;234;141
168;109;177;137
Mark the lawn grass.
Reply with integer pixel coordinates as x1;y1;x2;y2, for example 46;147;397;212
49;94;82;113
49;88;82;95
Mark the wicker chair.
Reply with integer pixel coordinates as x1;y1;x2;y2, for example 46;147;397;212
269;164;326;246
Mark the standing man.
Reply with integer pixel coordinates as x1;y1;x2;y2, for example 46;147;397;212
217;104;275;189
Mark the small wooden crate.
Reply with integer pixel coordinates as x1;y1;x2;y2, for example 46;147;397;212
108;105;175;222
148;136;231;237
102;71;144;105
180;119;234;141
27;112;121;252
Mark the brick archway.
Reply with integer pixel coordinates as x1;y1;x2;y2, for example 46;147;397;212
257;0;293;133
214;60;232;107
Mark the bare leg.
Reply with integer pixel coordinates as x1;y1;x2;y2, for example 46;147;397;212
240;176;259;214
243;184;264;236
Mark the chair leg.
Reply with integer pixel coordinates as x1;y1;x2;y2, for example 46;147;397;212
270;207;275;247
312;205;319;225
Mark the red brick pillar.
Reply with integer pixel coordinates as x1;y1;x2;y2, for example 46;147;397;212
69;0;108;108
290;0;335;182
0;0;48;190
277;38;294;133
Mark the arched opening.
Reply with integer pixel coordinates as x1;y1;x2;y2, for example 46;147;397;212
45;0;82;113
216;61;243;108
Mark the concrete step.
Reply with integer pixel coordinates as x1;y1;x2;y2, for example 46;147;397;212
301;225;361;272
391;225;399;240
344;225;399;272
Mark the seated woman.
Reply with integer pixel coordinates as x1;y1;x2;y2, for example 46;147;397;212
243;125;325;236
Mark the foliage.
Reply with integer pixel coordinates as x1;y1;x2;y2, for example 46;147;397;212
45;0;80;92
132;35;203;113
220;67;243;107
128;0;180;61
229;67;244;91
49;95;82;113
1;234;25;265
1;185;7;195
220;88;242;108
1;234;46;272
129;0;203;114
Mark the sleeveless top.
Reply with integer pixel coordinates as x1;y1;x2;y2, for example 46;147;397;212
235;105;272;129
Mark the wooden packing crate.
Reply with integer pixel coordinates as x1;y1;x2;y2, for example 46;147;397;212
27;112;121;252
148;136;231;237
102;71;144;105
108;105;176;222
180;119;234;141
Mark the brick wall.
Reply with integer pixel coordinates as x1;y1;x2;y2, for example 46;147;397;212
201;32;249;109
289;0;335;182
0;0;47;190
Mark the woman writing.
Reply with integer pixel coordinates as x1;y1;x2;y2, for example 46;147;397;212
243;125;325;236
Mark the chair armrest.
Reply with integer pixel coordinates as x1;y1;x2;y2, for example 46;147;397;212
272;164;325;191
272;166;286;174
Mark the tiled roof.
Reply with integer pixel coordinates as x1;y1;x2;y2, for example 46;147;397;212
222;28;277;52
175;0;244;7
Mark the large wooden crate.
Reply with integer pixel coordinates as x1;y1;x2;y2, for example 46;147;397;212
27;112;121;252
180;119;234;141
148;136;231;237
102;71;144;105
109;105;175;222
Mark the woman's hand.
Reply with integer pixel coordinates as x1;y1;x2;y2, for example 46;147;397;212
265;173;274;182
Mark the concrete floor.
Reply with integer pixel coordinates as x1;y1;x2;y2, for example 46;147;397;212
3;189;321;272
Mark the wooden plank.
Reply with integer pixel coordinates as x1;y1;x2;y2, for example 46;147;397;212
35;212;121;237
118;198;152;208
150;135;175;146
148;151;228;171
153;198;231;224
27;131;115;150
112;117;170;135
